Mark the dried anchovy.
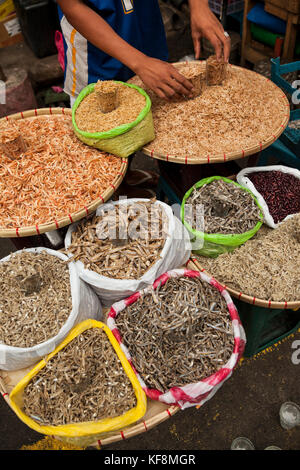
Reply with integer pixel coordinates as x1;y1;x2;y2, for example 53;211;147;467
115;276;234;392
66;200;169;279
23;328;137;426
186;179;261;234
0;251;71;348
196;213;300;302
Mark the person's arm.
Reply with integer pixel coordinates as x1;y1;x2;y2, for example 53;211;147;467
57;0;194;100
188;0;231;62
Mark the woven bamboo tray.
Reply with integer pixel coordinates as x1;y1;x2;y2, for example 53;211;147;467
0;365;178;448
0;108;128;238
187;259;300;310
129;62;290;165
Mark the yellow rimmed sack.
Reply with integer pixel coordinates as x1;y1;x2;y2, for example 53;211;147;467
9;319;147;447
0;0;15;21
72;82;155;158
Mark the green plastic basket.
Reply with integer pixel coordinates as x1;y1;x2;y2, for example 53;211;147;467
72;81;155;158
180;176;264;258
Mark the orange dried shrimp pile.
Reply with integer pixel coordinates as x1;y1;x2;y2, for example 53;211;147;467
0;115;123;229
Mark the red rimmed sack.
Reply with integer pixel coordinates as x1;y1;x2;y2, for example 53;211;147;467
107;268;246;410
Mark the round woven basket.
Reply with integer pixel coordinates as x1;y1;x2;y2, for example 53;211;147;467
0;368;178;448
129;62;290;165
0;108;128;238
187;258;300;310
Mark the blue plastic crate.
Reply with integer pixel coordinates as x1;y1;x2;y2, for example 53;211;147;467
271;58;300;156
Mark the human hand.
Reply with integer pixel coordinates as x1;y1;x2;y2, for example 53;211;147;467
135;56;194;100
189;0;231;62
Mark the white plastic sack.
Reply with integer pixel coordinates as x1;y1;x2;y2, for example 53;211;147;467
0;248;102;371
65;199;192;307
237;165;300;229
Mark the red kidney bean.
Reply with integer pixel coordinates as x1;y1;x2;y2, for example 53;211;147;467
248;170;300;224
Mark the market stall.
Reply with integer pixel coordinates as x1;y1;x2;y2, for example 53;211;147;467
0;56;299;449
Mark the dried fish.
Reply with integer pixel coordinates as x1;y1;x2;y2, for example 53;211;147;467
66;200;169;279
186;179;261;234
196;213;300;302
75;82;146;133
23;328;137;426
115;276;234;392
0;251;71;348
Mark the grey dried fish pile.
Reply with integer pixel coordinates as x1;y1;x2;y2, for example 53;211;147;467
0;251;71;348
67;200;169;279
115;276;234;392
23;328;137;426
196;213;300;302
186;179;261;234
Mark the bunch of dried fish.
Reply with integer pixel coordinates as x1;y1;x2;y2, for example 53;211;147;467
129;63;287;161
66;200;169;279
0;251;71;348
115;276;234;392
185;179;262;234
23;328;137;426
195;213;300;302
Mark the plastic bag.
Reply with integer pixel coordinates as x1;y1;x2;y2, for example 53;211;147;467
180;176;263;258
0;248;102;371
237;165;300;229
72;82;155;158
9;319;147;447
107;268;246;410
65;198;191;307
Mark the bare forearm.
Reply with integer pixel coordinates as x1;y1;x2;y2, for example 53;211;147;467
57;0;145;73
189;0;209;9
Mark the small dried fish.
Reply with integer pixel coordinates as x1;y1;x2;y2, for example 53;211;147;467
186;179;261;234
23;328;137;426
0;251;71;348
66;200;169;279
115;276;234;392
196;213;300;302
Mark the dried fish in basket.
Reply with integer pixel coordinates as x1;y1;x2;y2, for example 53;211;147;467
181;176;263;258
65;198;191;307
9;320;147;443
107;269;245;410
0;248;101;371
195;213;300;304
72;81;155;158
